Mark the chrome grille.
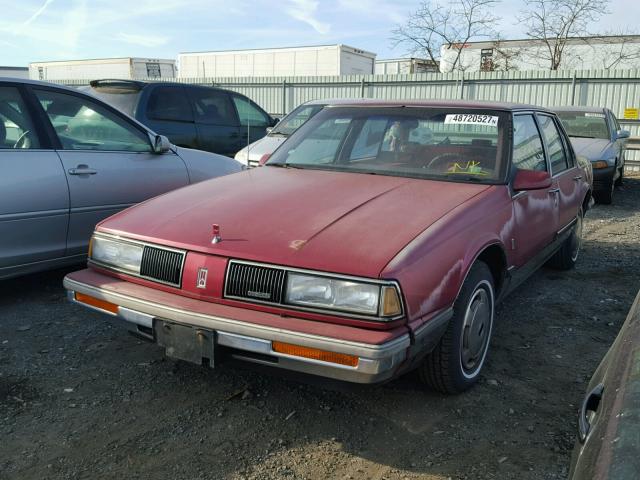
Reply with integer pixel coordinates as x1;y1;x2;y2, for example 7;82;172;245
139;246;184;287
225;261;285;303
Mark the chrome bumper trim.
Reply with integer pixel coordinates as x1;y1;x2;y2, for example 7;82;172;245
64;276;410;383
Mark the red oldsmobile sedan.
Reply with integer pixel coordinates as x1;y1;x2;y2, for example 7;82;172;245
64;100;592;394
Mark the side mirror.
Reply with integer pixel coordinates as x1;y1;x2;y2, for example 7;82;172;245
513;169;552;191
152;134;171;154
616;129;630;140
269;116;280;127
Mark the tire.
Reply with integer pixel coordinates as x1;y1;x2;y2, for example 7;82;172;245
548;208;583;270
419;261;495;394
615;166;623;187
594;176;614;205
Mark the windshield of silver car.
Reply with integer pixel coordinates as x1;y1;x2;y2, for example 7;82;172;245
556;111;610;140
266;107;509;183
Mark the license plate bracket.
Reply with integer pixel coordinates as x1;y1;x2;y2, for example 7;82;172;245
155;320;215;367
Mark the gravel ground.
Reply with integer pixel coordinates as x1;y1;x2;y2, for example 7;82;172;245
2;176;640;480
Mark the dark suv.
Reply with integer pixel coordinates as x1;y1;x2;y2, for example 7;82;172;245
82;80;277;157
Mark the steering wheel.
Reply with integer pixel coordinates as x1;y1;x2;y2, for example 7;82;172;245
423;152;466;171
13;130;31;149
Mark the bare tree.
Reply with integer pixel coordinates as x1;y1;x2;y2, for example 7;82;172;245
587;31;640;70
392;0;501;72
519;0;610;70
481;38;524;71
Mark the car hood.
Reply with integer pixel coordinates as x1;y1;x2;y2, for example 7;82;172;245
235;135;288;163
569;137;613;160
98;167;491;278
173;146;244;183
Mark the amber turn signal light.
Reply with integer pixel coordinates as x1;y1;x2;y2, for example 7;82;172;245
74;292;119;315
592;161;609;169
272;341;359;367
381;286;402;317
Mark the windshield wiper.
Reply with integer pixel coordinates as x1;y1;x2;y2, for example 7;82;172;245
265;162;302;169
569;135;596;139
268;131;289;137
443;174;487;183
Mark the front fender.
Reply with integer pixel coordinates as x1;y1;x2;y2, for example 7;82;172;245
382;186;514;328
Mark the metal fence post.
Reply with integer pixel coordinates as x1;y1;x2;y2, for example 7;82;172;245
570;72;577;106
281;80;287;116
459;72;465;99
360;78;366;98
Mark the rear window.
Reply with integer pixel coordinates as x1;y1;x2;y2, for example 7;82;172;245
556;111;610;140
81;86;140;118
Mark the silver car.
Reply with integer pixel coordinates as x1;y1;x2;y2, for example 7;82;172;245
234;100;335;167
555;107;629;204
0;78;243;280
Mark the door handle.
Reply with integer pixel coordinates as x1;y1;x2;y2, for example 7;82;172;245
578;383;604;443
68;166;97;175
573;175;583;181
548;188;560;194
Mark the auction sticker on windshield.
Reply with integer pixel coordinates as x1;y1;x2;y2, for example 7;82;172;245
444;114;499;127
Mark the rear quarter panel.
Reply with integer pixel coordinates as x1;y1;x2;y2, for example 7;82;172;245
381;185;515;328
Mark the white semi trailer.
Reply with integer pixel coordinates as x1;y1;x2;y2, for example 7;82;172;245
29;57;176;81
178;44;376;78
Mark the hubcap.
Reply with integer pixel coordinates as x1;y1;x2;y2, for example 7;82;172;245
460;285;493;377
570;214;583;262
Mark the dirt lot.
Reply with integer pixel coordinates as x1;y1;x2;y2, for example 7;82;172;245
2;176;640;480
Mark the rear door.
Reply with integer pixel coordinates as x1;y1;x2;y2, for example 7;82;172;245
231;94;272;150
511;113;557;266
537;113;582;232
0;84;69;271
187;87;242;156
32;86;189;257
139;85;198;148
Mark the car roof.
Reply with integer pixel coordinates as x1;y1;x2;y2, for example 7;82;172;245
313;98;551;112
0;76;87;94
553;106;607;114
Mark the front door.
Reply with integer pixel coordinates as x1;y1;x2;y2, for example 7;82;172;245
32;87;189;257
187;87;242;156
511;113;558;267
0;85;69;271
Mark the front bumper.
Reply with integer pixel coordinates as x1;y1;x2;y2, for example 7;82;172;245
64;269;415;383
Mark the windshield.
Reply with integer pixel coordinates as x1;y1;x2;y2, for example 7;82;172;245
270;104;324;136
267;106;509;183
556;111;610;140
80;86;140;117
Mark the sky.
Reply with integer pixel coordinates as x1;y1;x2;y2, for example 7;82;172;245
1;0;640;67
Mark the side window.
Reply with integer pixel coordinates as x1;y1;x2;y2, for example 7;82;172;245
0;86;40;149
34;89;151;152
146;87;193;122
232;96;270;127
538;114;569;174
512;115;546;172
611;112;621;133
188;88;236;126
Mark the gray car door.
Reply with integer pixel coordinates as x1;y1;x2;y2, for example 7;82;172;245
0;85;69;274
32;87;190;257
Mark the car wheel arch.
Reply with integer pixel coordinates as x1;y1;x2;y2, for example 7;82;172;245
457;242;508;302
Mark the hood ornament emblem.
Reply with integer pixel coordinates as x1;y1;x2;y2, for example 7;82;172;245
211;224;222;244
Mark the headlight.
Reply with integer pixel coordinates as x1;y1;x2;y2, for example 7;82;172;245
284;273;402;318
90;235;143;274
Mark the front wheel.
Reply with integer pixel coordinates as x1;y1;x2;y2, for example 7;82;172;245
419;261;495;394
